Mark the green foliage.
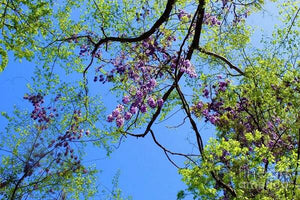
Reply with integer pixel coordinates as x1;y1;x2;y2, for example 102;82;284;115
179;24;299;198
0;46;8;72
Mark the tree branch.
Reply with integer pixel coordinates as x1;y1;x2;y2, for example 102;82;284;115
149;129;199;167
175;85;204;156
140;0;206;138
90;0;176;56
211;171;237;197
197;47;245;75
175;75;237;198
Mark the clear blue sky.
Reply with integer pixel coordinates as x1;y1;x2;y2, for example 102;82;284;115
0;2;278;199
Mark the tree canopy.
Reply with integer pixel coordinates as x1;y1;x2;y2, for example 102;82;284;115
0;0;299;199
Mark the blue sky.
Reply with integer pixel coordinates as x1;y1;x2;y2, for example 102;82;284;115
0;1;278;199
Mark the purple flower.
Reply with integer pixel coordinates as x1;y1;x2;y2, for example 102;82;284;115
147;78;157;88
122;96;130;104
136;90;143;99
116;117;124;127
219;81;228;92
245;123;252;132
179;66;186;73
202;109;209;116
211;17;217;25
287;144;294;150
112;109;120;118
183;59;192;68
209;115;219;124
117;104;124;111
219;81;227;87
99;75;104;82
170;62;177;69
203;89;209;98
116;64;126;74
275;117;281;124
267;140;274;148
107;114;114;122
145;48;155;56
124;112;132;120
147;97;157;108
186;66;197;78
196;101;203;109
157;99;164;107
140;66;146;73
130;106;137;114
177;9;186;20
267;121;274;130
140;104;147;113
204;13;210;20
142;41;149;48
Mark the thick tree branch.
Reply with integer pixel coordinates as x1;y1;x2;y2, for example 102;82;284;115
10;172;27;200
90;0;176;56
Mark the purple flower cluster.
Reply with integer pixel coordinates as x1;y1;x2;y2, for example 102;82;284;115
193;77;296;161
165;35;176;47
192;79;231;124
147;96;157;108
107;105;125;127
48;109;88;167
177;9;191;20
171;57;197;78
23;98;87;180
211;79;230;94
24;94;56;123
203;88;209;98
194;101;221;125
97;36;167;85
107;93;164;127
122;95;130;104
101;36;174;127
203;13;221;26
218;80;229;92
263;120;295;154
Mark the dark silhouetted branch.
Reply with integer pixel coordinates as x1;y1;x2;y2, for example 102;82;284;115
198;47;245;75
